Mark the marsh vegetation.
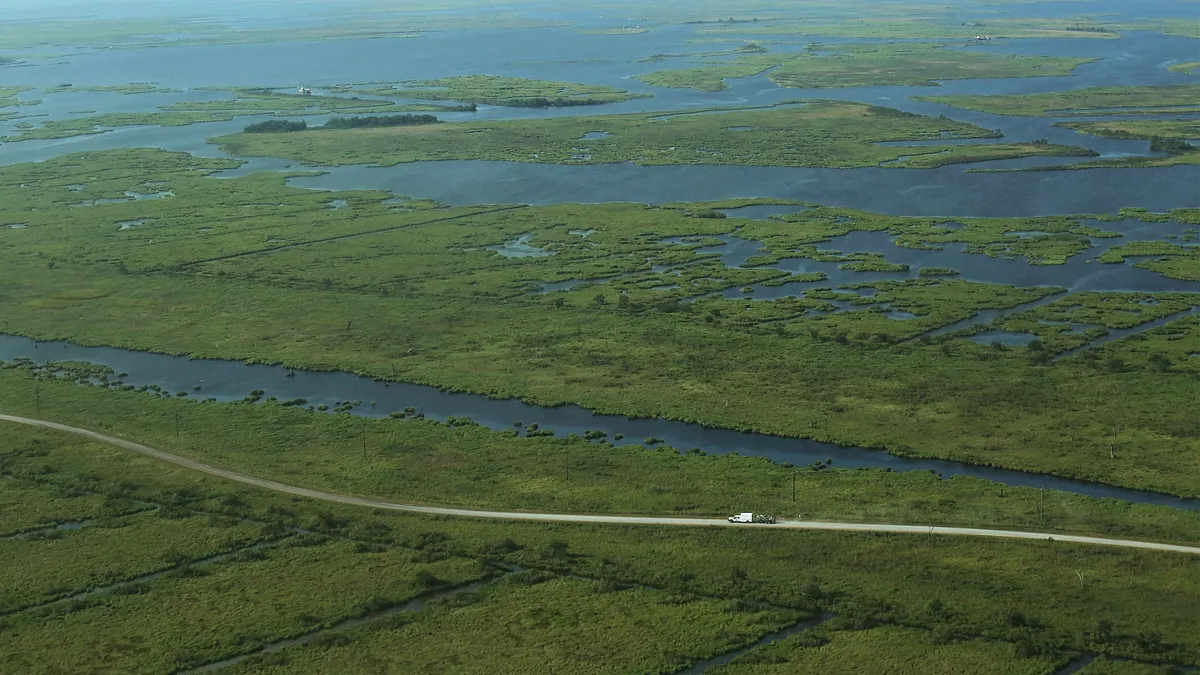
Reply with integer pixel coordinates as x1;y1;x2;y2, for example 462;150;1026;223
216;101;1093;169
3;3;1200;671
1;150;1197;495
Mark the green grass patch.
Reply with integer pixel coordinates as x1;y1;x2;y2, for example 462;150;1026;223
1057;119;1200;141
2;425;1199;670
0;511;266;613
885;142;1096;168
917;85;1200;117
6;366;1200;543
1099;242;1200;281
696;15;1131;40
215;100;1093;169
0;481;115;537
0;536;486;673
918;267;959;277
1;87;469;143
2;149;1199;496
331;75;650;107
228;576;800;674
44;83;176;95
637;42;1093;91
990;293;1200;355
714;625;1067;674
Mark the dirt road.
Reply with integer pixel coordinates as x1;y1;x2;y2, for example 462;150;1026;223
4;413;1197;555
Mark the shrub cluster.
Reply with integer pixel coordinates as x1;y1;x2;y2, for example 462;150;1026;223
322;114;440;129
243;120;307;133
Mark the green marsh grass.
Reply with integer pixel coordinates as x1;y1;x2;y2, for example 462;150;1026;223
214;101;1093;169
2;423;1198;670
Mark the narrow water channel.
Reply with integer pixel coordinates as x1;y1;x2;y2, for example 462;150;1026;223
2;334;1196;510
674;612;835;675
183;577;496;673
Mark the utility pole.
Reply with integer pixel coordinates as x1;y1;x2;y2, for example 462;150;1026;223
565;446;569;484
792;468;796;503
175;411;180;439
1037;488;1045;527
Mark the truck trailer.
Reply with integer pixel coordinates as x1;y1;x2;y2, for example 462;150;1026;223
727;513;776;524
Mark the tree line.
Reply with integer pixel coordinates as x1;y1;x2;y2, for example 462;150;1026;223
323;114;440;129
494;97;609;108
1149;136;1196;155
243;114;441;134
242;120;308;133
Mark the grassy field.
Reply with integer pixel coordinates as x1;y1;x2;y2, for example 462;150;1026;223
984;293;1200;353
0;480;118;537
693;14;1145;40
1133;257;1200;283
1005;293;1199;330
0;86;33;105
0;0;1140;49
884;142;1096;169
1;87;467;143
713;625;1067;674
1057;119;1200;141
1099;242;1200;282
0;86;37;121
0;8;567;50
1077;657;1175;674
3;111;252;142
999;152;1200;171
43;83;177;95
330;75;650;106
1;423;1198;671
636;43;1094;91
1046;119;1200;170
214;100;1094;169
228;575;801;674
1;149;1199;496
0;512;267;613
640;43;769;62
1;536;488;673
1157;19;1200;39
8;362;1200;544
926;87;1200;171
916;85;1200;117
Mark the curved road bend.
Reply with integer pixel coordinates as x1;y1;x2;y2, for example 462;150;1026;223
3;413;1199;556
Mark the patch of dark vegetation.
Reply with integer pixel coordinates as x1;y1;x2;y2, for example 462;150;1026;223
1149;136;1196;155
322;114;441;130
243;120;308;133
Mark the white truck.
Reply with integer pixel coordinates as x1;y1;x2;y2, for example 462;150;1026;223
728;513;776;524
